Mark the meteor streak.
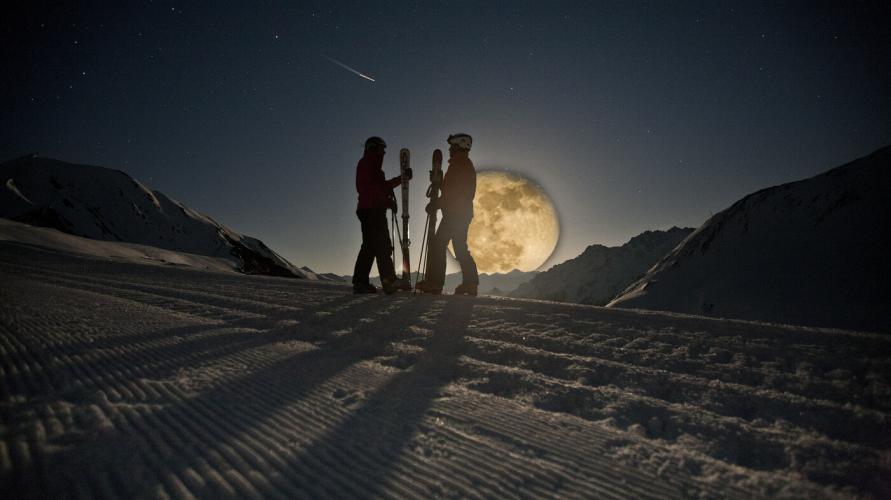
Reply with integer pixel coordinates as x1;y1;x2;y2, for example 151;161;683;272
322;55;376;82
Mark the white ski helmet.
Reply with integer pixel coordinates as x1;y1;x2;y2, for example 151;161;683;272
364;136;387;150
447;133;472;150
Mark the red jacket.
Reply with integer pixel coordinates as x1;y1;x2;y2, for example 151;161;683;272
356;151;401;210
439;157;476;215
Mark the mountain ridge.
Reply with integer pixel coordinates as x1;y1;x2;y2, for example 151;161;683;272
608;145;891;333
0;155;333;280
511;226;694;305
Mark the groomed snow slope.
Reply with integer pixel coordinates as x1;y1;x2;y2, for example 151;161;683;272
0;218;243;274
608;146;891;333
362;269;539;296
2;243;890;498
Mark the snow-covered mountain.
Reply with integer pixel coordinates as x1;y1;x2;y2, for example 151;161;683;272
0;155;331;279
608;145;891;333
511;227;694;305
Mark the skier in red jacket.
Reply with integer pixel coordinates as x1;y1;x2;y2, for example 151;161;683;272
415;133;479;295
352;136;412;294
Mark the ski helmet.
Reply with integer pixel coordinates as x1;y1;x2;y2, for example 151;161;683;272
364;136;387;150
447;133;472;150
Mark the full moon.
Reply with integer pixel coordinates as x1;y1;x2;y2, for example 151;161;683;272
451;170;559;273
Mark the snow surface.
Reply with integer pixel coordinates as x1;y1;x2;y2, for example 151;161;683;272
2;242;890;498
358;269;539;296
0;156;330;280
609;146;891;333
0;218;241;274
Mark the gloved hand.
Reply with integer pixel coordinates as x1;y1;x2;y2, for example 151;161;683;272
403;167;413;180
425;200;438;215
388;192;398;213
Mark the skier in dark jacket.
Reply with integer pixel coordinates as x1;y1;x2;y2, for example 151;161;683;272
415;133;479;295
352;136;411;294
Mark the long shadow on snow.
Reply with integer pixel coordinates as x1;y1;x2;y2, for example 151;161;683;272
283;297;475;498
21;295;433;498
13;294;385;405
4;262;355;326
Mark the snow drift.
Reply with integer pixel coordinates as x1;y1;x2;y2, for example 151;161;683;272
608;145;891;333
512;227;694;305
0;155;330;279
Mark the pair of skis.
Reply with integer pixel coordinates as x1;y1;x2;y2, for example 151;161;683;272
394;148;442;289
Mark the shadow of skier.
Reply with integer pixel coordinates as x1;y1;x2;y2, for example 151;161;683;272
285;296;475;497
18;294;423;498
32;294;389;403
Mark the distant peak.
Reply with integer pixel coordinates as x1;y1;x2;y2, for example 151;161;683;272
625;227;694;248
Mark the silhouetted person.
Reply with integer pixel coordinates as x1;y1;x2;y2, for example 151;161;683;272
416;133;479;295
352;136;411;294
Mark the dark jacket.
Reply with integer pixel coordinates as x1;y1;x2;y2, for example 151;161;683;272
356;151;401;210
439;156;476;215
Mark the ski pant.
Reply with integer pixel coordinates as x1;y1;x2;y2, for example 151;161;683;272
353;208;397;285
425;210;479;287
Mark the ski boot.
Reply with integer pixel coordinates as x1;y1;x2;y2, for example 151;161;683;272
352;282;378;294
454;283;478;296
382;277;409;295
414;280;443;295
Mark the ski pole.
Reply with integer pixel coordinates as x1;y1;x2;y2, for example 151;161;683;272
391;209;399;269
391;210;408;285
391;210;395;265
414;212;430;290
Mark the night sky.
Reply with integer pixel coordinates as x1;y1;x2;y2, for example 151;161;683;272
3;1;890;275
